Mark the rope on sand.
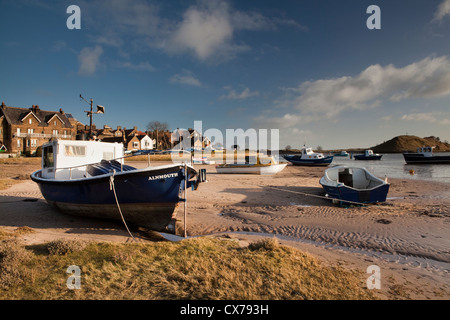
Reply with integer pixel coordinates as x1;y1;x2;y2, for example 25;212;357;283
264;185;374;207
110;170;137;242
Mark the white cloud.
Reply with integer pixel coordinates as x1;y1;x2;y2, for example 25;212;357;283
401;112;450;125
80;0;303;62
220;86;259;100
115;61;155;72
169;70;202;87
433;0;450;22
255;56;450;129
77;45;103;76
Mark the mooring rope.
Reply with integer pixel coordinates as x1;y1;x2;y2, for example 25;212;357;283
110;170;137;242
264;185;374;207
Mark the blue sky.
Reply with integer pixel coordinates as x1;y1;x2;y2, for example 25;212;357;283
1;0;450;149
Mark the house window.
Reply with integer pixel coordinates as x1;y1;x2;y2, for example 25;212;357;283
31;139;37;147
28;128;34;134
54;121;57;126
29;119;32;124
26;140;30;147
133;141;139;149
17;128;21;136
17;139;21;147
53;129;58;136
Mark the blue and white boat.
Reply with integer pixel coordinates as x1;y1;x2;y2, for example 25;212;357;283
31;140;205;232
320;166;389;205
403;146;450;164
283;147;333;166
353;150;382;160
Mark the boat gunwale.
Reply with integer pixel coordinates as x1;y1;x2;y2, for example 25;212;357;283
319;166;389;192
31;163;196;185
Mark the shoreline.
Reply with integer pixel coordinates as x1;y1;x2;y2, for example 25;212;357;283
0;162;449;299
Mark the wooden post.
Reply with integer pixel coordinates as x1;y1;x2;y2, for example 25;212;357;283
184;163;187;238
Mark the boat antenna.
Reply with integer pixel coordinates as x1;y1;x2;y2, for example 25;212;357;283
80;94;105;140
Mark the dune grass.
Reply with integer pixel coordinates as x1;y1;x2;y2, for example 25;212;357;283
0;234;376;300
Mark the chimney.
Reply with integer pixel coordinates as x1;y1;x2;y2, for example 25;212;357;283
117;125;121;130
59;108;64;114
1;101;5;108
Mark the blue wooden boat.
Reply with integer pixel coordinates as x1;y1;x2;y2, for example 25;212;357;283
354;150;382;160
31;140;205;232
283;147;333;166
319;166;389;205
403;147;450;164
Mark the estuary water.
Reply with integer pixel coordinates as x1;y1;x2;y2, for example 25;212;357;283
279;153;450;184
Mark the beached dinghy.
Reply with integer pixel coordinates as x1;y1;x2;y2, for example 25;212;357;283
216;155;286;175
319;166;389;205
31;140;205;232
282;147;333;166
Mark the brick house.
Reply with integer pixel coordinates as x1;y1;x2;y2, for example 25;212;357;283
0;102;75;155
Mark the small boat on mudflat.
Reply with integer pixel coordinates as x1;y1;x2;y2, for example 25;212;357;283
319;166;389;205
353;150;382;161
31;140;205;232
282;147;333;166
403;147;450;164
215;155;286;175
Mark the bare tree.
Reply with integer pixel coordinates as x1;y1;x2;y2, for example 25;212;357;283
146;121;170;150
146;121;169;132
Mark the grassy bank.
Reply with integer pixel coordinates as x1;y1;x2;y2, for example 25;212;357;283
0;228;376;300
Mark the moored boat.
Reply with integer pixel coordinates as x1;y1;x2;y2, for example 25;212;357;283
319;166;389;205
353;150;382;160
215;155;286;175
30;140;205;232
282;147;333;166
333;150;349;157
403;147;450;164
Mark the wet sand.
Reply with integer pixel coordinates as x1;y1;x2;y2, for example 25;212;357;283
0;161;449;300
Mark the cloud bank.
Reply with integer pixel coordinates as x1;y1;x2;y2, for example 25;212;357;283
256;56;450;128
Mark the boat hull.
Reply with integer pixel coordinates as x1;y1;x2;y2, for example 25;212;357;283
320;183;390;205
283;155;333;166
31;165;194;232
319;166;389;205
403;154;450;164
216;163;287;175
353;155;382;160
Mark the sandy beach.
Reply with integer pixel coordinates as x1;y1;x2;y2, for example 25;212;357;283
0;160;449;300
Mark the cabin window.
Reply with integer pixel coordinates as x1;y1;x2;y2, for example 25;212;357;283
103;152;113;160
64;145;86;157
43;146;54;168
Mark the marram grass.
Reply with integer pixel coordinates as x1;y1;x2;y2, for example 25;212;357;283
0;235;376;300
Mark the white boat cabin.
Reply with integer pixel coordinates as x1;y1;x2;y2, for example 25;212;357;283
41;140;124;179
364;150;380;156
415;146;434;156
301;147;325;159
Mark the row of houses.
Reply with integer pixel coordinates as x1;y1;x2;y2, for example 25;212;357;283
0;102;210;155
